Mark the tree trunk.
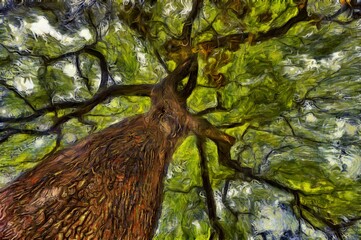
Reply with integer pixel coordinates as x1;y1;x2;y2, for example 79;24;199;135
0;110;184;239
0;57;234;239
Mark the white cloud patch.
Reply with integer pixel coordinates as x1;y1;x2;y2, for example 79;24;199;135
7;22;27;50
253;202;298;238
283;51;345;78
163;2;177;16
333;118;346;138
79;28;92;41
27;16;63;40
34;138;45;148
23;15;76;46
13;77;34;94
305;113;317;123
180;0;193;15
63;63;77;77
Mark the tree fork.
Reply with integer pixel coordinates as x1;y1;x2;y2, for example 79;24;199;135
0;57;235;239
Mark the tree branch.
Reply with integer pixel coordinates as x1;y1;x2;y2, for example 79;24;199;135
0;81;37;112
43;46;109;91
179;60;199;100
300;203;345;239
195;106;228;116
161;55;198;92
257;2;311;42
83;48;109;90
226;166;359;238
189;115;235;146
0;84;153;124
39;127;62;160
49;84;153;130
181;0;204;41
197;1;312;53
75;54;91;93
196;136;225;240
0;127;56;144
221;179;253;218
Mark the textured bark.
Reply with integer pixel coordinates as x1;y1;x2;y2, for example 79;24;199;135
0;57;234;239
0;110;183;240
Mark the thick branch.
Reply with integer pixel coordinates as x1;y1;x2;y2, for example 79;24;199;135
161;55;198;92
50;84;152;129
0;84;152;123
181;0;204;41
257;3;310;41
0;42;152;140
197;1;311;52
189;115;235;145
179;60;199;100
1;39;153;127
196;137;225;240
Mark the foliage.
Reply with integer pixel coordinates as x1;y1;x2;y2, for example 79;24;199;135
1;0;361;239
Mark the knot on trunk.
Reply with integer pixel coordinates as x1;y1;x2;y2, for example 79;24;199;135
152;106;185;139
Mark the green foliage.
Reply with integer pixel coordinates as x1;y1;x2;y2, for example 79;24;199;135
187;87;218;113
0;134;58;175
1;0;361;239
86;96;151;128
156;136;211;240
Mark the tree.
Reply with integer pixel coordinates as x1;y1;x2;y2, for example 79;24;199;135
0;0;360;239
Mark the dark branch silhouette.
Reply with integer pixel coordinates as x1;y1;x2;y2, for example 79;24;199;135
197;137;225;240
0;0;360;238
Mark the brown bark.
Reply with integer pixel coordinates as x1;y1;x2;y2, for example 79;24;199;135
0;57;234;239
0;112;183;240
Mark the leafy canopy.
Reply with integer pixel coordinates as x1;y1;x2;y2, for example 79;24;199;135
0;0;361;239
